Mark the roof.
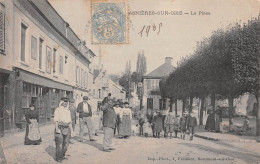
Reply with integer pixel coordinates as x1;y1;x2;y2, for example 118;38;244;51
28;0;93;62
93;69;101;80
143;62;175;79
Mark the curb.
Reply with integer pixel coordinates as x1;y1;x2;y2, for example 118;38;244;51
194;134;257;143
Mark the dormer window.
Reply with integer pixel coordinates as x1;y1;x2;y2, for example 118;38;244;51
65;56;68;64
64;22;69;38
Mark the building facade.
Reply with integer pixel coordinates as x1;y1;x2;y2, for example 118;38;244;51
142;57;175;112
0;0;95;135
89;68;126;112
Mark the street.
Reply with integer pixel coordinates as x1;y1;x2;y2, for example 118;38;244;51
1;124;260;164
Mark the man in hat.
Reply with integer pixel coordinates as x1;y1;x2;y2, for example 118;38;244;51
102;93;112;106
54;97;74;162
101;99;117;152
69;99;77;132
77;96;96;142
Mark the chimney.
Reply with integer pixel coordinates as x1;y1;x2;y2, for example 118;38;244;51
165;57;173;64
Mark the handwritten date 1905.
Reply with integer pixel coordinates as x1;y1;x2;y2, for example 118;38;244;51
138;23;163;37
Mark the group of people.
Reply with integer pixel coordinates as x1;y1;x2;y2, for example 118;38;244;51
138;109;198;140
205;105;251;135
23;93;201;163
23;93;134;162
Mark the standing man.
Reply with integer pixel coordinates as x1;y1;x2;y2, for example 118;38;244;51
54;97;74;162
77;96;96;142
69;99;77;132
102;99;117;152
102;93;112;105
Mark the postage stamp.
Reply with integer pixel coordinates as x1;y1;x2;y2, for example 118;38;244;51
91;0;128;44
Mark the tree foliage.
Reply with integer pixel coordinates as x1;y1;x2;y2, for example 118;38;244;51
160;15;260;112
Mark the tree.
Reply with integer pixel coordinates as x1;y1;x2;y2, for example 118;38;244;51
136;50;147;82
119;74;132;99
109;74;120;83
159;14;260;136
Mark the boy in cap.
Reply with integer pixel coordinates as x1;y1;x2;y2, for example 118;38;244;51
77;96;96;142
180;111;188;140
173;114;180;138
164;110;175;139
186;111;197;141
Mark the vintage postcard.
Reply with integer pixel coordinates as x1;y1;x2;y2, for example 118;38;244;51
0;0;260;163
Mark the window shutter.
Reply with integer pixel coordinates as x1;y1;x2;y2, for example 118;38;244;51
31;36;37;59
0;9;4;52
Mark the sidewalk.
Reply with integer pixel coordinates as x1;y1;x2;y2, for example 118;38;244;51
194;125;259;143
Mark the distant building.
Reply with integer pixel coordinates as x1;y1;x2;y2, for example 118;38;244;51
90;67;126;112
142;57;175;112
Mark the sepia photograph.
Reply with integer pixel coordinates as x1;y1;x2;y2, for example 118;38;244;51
0;0;260;163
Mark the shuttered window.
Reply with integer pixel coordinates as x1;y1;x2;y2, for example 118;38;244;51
59;55;63;74
21;24;27;61
39;39;43;69
0;9;4;53
146;79;151;90
76;66;79;84
46;46;51;73
85;71;88;88
53;48;56;73
31;36;37;59
81;69;84;86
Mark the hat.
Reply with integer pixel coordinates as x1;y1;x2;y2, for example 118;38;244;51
183;111;188;115
124;102;129;105
115;101;120;105
108;93;111;96
70;99;75;103
29;104;35;107
176;114;180;117
156;109;160;113
83;96;89;100
61;97;69;102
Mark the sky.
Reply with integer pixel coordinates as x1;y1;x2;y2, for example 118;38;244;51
49;0;260;75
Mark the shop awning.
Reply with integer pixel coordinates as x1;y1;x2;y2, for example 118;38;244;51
19;69;73;92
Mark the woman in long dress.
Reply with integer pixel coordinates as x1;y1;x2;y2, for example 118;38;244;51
153;110;163;138
118;102;132;138
24;104;42;145
205;109;215;131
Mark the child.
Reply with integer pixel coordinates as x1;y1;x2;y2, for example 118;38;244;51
132;124;139;136
180;111;188;140
173;114;180;138
186;112;197;141
153;110;163;138
143;117;150;138
164;111;174;139
236;116;250;135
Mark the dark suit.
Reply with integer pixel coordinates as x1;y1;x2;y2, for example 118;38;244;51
77;102;93;140
102;104;116;149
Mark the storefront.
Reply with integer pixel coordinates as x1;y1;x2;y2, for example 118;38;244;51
6;68;73;129
0;69;14;137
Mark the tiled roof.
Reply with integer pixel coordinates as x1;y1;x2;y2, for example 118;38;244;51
30;0;67;37
143;62;175;78
93;69;101;80
28;0;94;61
